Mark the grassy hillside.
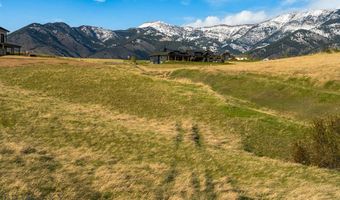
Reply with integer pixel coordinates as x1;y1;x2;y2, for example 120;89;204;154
169;69;340;120
0;55;339;199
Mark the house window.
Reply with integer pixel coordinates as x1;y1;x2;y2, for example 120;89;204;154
0;34;4;43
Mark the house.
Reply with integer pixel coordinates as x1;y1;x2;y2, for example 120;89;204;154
150;49;190;64
221;52;234;61
0;27;21;56
150;50;171;64
150;48;233;64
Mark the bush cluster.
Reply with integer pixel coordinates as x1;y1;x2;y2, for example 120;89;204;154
293;116;340;169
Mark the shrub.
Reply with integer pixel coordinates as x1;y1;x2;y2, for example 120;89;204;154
130;56;137;65
310;116;340;168
293;116;340;169
324;48;333;54
323;48;340;54
292;141;310;165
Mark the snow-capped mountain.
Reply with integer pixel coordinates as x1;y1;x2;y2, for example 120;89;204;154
137;9;339;57
8;9;340;59
139;21;254;43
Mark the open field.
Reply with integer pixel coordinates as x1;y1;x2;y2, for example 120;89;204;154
145;53;340;82
0;54;339;199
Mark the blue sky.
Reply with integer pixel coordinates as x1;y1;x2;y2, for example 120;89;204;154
1;0;340;31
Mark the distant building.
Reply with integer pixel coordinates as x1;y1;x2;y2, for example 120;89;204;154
235;56;249;61
221;52;234;61
150;48;234;64
0;27;21;56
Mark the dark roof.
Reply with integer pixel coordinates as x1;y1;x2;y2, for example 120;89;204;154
0;27;10;32
4;43;21;48
151;50;232;57
150;52;171;56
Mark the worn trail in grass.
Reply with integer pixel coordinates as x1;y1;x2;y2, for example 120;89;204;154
0;56;339;199
0;82;339;199
0;63;307;160
169;69;340;121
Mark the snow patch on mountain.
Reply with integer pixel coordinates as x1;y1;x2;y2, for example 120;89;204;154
197;25;253;42
79;26;117;42
139;21;186;37
93;28;117;42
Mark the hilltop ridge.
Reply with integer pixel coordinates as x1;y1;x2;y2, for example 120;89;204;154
8;9;340;59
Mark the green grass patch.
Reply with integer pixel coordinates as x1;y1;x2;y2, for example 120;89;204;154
0;61;339;199
162;61;232;66
170;69;340;120
0;64;307;160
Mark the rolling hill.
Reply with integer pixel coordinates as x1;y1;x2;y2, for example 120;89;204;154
0;53;339;199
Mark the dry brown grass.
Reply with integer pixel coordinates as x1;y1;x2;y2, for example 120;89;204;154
0;55;339;199
0;56;105;68
3;53;340;84
0;82;336;199
141;53;340;85
214;53;340;84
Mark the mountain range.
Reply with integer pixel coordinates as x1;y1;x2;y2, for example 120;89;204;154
8;9;340;59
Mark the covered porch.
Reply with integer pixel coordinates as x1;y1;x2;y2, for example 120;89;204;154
4;43;21;55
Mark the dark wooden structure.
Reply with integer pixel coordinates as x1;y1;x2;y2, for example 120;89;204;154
150;48;233;64
0;27;21;56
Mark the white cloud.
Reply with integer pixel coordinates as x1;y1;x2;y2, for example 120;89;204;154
186;0;340;27
307;0;340;9
186;10;269;27
94;0;106;2
280;0;340;9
